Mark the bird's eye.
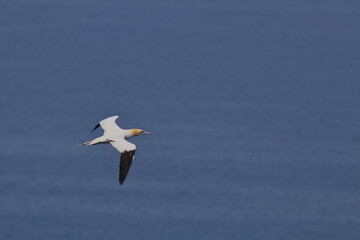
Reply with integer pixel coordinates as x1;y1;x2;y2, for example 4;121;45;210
140;130;144;134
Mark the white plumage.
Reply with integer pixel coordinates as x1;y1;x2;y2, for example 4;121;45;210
80;115;151;185
110;136;136;153
99;116;123;137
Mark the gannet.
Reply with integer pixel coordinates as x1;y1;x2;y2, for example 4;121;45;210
80;116;151;185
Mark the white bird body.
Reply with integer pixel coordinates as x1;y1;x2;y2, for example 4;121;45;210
80;115;151;185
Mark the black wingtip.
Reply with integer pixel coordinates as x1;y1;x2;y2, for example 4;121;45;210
119;178;125;185
118;150;135;186
91;123;100;132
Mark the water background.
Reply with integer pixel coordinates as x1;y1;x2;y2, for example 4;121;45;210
1;1;360;239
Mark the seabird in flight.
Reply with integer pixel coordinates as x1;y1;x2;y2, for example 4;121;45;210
80;116;151;185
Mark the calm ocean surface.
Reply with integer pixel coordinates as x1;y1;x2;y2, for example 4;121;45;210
1;1;359;239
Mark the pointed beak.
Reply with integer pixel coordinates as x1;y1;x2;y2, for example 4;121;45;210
142;131;152;135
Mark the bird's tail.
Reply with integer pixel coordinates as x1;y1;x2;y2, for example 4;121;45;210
79;136;111;146
79;141;92;146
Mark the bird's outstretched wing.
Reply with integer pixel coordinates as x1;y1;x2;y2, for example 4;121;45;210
119;150;136;185
110;138;136;185
92;116;122;136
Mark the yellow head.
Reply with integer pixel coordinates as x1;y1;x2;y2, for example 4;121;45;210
127;129;152;138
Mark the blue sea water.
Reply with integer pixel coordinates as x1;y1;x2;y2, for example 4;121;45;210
1;0;360;239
